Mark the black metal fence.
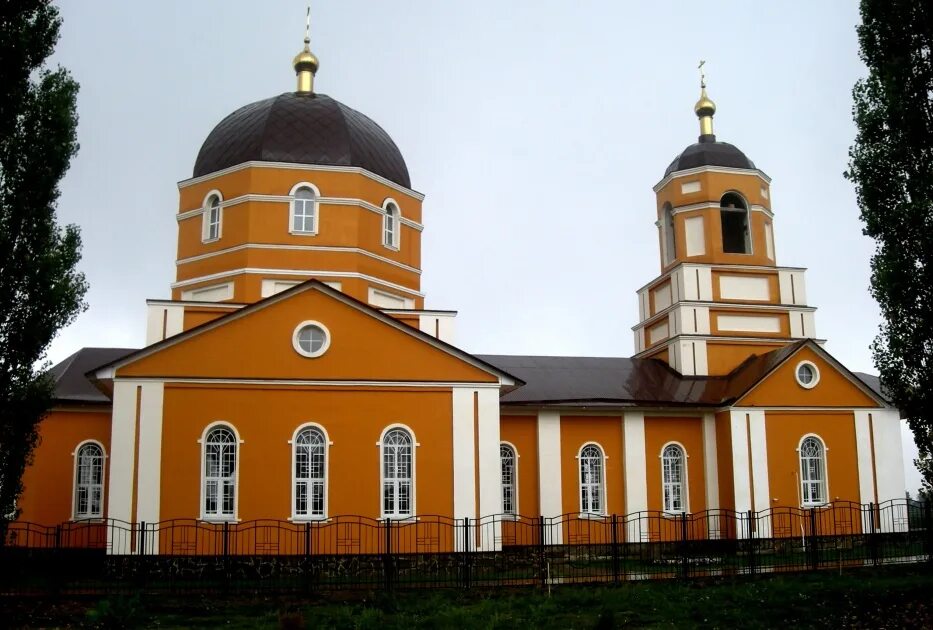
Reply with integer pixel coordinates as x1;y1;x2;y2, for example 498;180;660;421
1;499;930;594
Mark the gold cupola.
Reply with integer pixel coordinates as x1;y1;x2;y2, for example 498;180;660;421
293;9;319;93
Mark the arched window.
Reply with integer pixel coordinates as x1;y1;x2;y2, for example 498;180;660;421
293;426;327;519
579;444;605;515
290;184;318;234
500;443;517;515
799;436;827;506
203;425;237;520
720;192;750;254
663;203;676;265
662;443;687;513
381;427;413;518
203;193;222;242
383;201;400;249
74;442;105;519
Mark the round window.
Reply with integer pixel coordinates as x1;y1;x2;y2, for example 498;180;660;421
292;321;330;358
795;361;820;389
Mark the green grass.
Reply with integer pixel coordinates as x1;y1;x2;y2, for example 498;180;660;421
3;565;931;628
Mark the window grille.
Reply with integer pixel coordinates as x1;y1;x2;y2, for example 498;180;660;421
383;203;399;248
382;428;412;518
206;195;221;240
294;427;326;518
662;444;686;513
292;187;316;233
800;436;827;506
500;444;516;515
204;426;237;519
579;444;604;515
74;443;104;519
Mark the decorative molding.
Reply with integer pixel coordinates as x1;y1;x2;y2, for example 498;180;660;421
175;243;422;276
653;165;772;193
671;201;773;219
635;262;806;295
177;160;426;201
171;267;425;298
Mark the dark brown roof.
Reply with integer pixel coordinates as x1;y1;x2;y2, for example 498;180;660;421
50;347;137;403
193;92;411;188
664;136;756;177
478;340;820;408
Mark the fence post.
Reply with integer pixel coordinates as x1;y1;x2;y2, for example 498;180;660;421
304;521;311;558
867;503;878;566
139;521;147;556
680;512;688;579
808;508;819;571
747;510;756;575
462;517;471;589
383;518;392;592
538;515;548;588
610;514;620;583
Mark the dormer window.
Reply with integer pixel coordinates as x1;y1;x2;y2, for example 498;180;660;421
383;200;400;249
290;183;319;234
720;192;750;254
202;193;222;242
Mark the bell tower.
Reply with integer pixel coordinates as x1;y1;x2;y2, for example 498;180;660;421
632;72;817;376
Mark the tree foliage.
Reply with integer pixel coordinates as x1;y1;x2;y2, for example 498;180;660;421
846;0;933;492
0;1;87;523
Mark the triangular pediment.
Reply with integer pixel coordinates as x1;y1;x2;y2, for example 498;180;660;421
98;282;513;385
734;342;885;408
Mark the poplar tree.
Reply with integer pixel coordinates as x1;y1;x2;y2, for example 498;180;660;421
846;0;933;494
0;1;87;525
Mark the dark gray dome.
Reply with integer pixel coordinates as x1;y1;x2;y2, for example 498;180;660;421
193;92;410;188
664;139;755;177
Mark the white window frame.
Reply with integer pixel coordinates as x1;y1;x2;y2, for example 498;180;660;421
289;423;331;521
292;320;331;358
661;441;689;515
577;443;606;516
500;442;519;516
382;199;401;250
795;360;821;389
201;190;223;243
72;440;106;520
798;434;829;507
199;423;241;522
378;424;417;520
289;181;320;235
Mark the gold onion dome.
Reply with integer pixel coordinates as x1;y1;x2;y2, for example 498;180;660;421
694;86;716;118
293;37;319;93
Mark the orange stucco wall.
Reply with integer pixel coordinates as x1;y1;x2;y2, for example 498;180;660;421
500;415;539;518
558;416;624;516
656;170;773;271
17;407;112;525
764;411;861;506
175;166;423;306
738;347;879;408
121;286;494;383
159;385;453;521
643;416;706;514
706;341;785;375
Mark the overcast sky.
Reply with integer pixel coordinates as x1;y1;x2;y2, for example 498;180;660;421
47;1;921;493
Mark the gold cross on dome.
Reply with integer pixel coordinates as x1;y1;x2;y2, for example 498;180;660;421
698;60;707;89
305;5;311;44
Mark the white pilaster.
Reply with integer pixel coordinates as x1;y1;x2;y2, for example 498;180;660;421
729;410;752;538
747;410;771;537
623;412;648;541
702;413;719;511
853;411;875;506
107;381;139;553
536;410;563;544
135;383;164;524
871;409;907;532
451;388;476;526
476;388;502;550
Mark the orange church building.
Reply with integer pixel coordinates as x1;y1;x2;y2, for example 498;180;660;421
15;32;906;552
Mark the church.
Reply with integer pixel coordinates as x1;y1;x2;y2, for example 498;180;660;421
15;27;907;551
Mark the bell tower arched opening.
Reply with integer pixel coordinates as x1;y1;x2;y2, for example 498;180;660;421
720;192;750;254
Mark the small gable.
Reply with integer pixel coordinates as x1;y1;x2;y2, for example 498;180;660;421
736;345;882;408
115;286;500;384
